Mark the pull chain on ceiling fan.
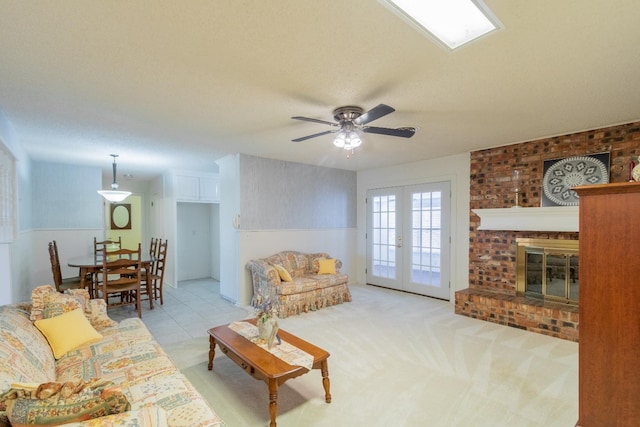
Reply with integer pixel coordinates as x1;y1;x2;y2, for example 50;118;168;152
291;104;416;154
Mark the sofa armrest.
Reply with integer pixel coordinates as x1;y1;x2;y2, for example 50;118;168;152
62;407;168;427
246;259;280;307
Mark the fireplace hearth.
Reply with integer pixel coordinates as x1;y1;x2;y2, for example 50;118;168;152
455;236;580;342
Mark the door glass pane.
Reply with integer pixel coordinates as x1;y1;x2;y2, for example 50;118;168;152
411;191;442;285
432;210;441;228
432;230;441;249
371;195;396;279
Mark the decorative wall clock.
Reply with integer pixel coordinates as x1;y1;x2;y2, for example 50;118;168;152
541;152;610;206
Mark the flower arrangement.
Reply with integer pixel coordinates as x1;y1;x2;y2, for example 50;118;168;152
254;297;280;348
255;297;278;324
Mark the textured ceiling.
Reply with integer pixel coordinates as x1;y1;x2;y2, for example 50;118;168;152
1;1;639;180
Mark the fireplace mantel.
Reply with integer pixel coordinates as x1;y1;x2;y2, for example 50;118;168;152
472;206;579;232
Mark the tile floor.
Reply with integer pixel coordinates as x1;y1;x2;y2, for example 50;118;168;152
107;278;250;346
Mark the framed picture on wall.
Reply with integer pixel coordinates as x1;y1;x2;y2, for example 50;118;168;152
110;203;132;230
541;152;610;206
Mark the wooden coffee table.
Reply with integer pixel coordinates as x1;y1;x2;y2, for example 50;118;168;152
207;319;331;427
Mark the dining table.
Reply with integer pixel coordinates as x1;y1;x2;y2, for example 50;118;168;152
68;253;156;309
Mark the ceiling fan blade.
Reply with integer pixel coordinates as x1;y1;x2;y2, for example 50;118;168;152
362;126;416;138
353;104;395;125
291;116;337;126
292;129;337;142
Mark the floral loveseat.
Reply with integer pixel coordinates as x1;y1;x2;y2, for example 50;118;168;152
246;251;351;318
0;285;224;427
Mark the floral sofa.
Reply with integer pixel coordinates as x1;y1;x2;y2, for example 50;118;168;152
246;251;351;318
0;285;224;427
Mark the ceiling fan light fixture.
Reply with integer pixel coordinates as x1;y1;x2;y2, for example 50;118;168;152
98;154;131;203
293;104;413;151
333;130;362;150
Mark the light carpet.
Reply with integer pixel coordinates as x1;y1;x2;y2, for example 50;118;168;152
159;283;578;427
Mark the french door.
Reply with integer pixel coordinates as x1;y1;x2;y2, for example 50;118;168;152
366;182;451;300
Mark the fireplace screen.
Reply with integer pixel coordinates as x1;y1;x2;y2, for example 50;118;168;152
516;239;579;305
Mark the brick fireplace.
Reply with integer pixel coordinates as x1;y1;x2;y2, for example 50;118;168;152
454;121;640;342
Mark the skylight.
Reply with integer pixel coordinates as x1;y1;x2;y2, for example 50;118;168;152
382;0;501;50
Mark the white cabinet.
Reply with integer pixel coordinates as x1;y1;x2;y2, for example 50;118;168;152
175;175;199;201
175;174;219;202
198;177;219;202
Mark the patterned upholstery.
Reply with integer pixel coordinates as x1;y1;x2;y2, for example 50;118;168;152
0;306;56;391
0;303;225;427
246;250;352;318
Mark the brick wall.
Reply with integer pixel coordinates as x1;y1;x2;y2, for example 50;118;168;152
455;121;640;341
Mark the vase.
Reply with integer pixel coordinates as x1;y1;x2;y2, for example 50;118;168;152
258;316;279;349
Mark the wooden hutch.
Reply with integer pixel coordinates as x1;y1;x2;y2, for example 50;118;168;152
574;182;640;426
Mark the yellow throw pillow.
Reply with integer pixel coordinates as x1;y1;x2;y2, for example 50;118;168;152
34;308;103;359
273;264;293;282
318;258;336;275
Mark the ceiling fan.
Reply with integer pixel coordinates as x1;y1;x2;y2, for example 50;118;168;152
291;104;416;151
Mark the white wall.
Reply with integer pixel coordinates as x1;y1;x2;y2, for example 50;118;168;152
357;152;471;302
0;107;27;304
32;162;102;229
210;203;220;280
217;155;241;303
239;155;356;229
27;228;102;301
162;173;178;288
148;175;165;240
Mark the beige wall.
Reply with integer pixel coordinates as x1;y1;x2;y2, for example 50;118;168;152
106;195;142;251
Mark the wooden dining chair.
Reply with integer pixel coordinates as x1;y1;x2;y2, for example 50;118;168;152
149;237;159;258
92;236;122;295
136;237;160;308
141;237;159;280
141;239;167;306
98;243;143;318
94;236;122;257
48;241;83;293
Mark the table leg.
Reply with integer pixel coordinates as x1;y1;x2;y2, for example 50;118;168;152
79;268;88;296
321;360;331;403
208;335;216;370
80;267;94;299
268;378;278;427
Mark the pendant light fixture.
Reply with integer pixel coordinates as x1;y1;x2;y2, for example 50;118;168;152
97;154;131;203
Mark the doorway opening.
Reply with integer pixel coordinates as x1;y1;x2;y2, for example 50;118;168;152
176;202;220;282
